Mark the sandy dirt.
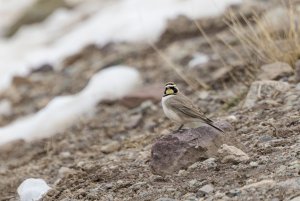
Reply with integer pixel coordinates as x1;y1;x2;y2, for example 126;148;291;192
0;2;300;201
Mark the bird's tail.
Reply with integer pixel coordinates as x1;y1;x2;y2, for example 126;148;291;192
206;122;224;133
187;121;225;133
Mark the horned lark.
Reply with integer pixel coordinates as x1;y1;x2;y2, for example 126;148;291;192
161;82;224;132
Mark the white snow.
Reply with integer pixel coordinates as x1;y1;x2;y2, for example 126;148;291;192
0;0;36;35
0;0;242;145
188;53;210;68
0;0;242;92
0;66;141;145
0;100;12;116
17;178;51;201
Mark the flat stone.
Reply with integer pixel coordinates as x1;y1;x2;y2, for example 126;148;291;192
101;141;121;154
226;189;241;197
259;135;274;142
240;180;276;190
181;193;197;201
243;80;290;109
258;62;293;80
188;158;217;171
58;167;75;178
59;151;71;159
290;196;300;201
129;182;147;191
277;177;300;190
188;179;202;189
198;184;214;196
125;114;142;129
150;121;241;175
218;144;249;163
156;198;177;201
177;169;188;177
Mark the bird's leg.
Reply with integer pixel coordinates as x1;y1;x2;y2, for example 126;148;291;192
176;124;184;132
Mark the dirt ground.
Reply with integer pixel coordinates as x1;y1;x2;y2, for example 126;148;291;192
0;1;300;201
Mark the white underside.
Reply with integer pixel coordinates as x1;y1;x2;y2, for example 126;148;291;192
162;95;182;123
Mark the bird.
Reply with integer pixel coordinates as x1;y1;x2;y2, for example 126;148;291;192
161;82;224;133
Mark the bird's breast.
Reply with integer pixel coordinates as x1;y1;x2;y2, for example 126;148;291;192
161;96;182;123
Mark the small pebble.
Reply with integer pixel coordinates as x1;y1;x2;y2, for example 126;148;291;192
250;161;258;167
177;169;188;176
197;184;214;197
101;141;120;153
156;198;177;201
58;167;75;178
226;189;241;197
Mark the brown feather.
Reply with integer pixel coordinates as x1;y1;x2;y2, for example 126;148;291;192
165;92;223;132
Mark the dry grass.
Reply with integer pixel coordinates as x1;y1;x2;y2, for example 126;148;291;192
149;42;209;90
225;2;300;68
150;2;300;91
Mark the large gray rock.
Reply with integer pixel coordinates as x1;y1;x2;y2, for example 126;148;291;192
150;121;242;175
258;62;293;81
277;177;300;190
243;80;290;109
290;196;300;201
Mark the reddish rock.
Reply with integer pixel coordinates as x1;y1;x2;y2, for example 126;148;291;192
150;121;242;175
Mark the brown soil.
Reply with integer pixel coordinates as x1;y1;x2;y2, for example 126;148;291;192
1;2;300;201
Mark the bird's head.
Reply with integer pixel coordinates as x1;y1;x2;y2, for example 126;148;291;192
164;82;179;97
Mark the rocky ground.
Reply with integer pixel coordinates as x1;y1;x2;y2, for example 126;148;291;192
0;1;300;201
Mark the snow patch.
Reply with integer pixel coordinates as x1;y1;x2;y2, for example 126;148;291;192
17;178;51;201
0;66;140;146
0;100;12;116
0;0;242;92
0;0;36;35
188;53;210;68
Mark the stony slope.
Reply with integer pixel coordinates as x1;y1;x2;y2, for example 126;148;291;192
1;1;300;201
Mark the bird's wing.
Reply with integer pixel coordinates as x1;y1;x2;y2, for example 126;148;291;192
167;94;214;124
166;94;224;133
